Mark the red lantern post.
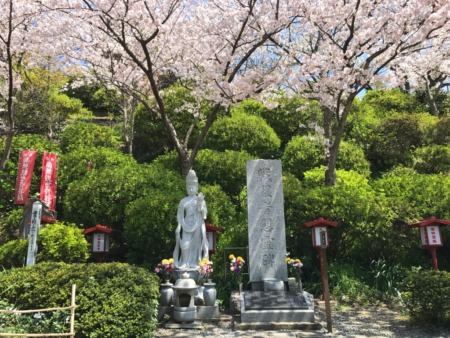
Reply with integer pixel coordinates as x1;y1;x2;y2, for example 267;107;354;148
304;217;337;334
408;216;450;270
83;224;113;262
205;223;224;258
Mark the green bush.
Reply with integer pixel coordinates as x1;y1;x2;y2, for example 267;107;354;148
428;116;450;145
0;262;159;337
362;88;426;116
327;263;379;306
237;97;323;147
413;144;450;174
282;136;324;179
203;111;281;158
367;113;437;174
0;239;28;269
38;223;89;263
290;168;399;264
0;223;89;269
401;269;450;326
0;209;23;245
59;122;122;153
282;136;370;179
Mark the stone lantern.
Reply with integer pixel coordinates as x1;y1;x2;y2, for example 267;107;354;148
172;272;199;323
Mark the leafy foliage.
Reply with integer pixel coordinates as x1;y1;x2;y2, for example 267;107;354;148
203;111;281;158
282;136;370;179
367;113;437;174
0;222;89;269
237;97;322;147
401;269;450;326
0;262;160;337
57;146;135;218
59;122;122;153
428;116;450;145
362;88;426;117
38;223;89;263
282;136;324;179
0;239;27;269
290;168;401;264
413;144;450;174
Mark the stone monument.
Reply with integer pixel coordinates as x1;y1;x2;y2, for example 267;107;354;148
239;160;317;329
246;159;288;289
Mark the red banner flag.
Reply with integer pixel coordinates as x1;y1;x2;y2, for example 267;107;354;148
14;150;38;204
40;152;58;211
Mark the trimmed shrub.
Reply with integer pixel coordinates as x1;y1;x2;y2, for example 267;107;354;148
282;136;324;179
203;111;281;158
401;269;450;326
59;122;122;153
0;262;160;337
367;113;437;174
38;223;89;263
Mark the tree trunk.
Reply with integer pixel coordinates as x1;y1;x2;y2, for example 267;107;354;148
180;154;194;177
425;77;439;116
323;106;336;186
323;94;357;186
0;131;14;170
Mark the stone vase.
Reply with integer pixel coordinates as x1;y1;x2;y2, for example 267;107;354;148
239;282;244;294
203;281;217;306
159;281;173;307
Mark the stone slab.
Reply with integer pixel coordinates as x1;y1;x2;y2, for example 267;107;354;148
164;320;203;329
196;305;220;320
244;291;309;310
246;160;288;283
240;291;315;324
234;322;323;332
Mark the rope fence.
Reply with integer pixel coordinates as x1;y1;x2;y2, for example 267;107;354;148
0;284;76;338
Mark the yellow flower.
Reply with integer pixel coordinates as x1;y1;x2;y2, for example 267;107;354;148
285;257;291;263
168;258;174;264
237;256;243;261
229;254;235;259
162;259;169;265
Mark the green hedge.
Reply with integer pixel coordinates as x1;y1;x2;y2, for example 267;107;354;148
0;262;159;337
401;270;450;326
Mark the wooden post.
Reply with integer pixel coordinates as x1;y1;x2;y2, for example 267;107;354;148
429;247;439;270
70;284;76;338
319;248;332;333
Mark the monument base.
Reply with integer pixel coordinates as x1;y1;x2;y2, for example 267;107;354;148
164;320;203;329
196;304;220;320
157;304;219;322
240;290;316;324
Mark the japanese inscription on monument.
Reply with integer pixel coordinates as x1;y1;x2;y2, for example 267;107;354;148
246;160;288;282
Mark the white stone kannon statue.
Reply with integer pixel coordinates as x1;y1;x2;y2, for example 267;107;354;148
173;169;209;268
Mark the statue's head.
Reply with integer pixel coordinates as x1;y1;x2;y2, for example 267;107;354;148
186;169;198;195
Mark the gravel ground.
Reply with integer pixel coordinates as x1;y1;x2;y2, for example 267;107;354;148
155;304;450;338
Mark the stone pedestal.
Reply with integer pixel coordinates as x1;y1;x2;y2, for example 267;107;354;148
240;290;315;324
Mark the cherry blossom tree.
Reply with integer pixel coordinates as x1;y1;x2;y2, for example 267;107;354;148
274;0;450;185
57;0;298;175
392;37;449;116
0;0;64;169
